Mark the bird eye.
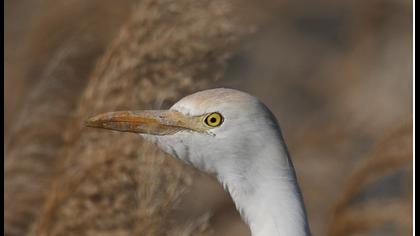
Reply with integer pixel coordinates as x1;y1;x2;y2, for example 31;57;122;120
204;112;223;127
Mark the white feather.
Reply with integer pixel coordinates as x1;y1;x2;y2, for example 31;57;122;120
143;88;311;236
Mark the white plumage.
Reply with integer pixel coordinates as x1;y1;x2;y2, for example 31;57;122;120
87;88;311;236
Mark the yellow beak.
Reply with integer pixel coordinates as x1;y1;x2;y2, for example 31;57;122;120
85;110;199;135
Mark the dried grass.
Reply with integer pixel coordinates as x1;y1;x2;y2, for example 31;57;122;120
4;1;136;235
5;1;413;236
28;0;256;235
327;120;413;236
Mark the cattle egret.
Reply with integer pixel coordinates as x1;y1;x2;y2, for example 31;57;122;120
86;88;311;236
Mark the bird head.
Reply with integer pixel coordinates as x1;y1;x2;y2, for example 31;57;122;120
86;88;281;175
86;88;311;236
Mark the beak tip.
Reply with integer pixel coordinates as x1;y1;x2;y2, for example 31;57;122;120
85;116;100;128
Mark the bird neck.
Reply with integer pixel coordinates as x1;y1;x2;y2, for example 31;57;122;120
216;135;311;236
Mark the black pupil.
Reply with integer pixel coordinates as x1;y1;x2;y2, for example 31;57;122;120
210;117;217;123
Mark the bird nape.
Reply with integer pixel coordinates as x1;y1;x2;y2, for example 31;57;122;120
86;88;311;236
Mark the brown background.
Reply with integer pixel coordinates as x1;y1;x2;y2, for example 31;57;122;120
5;0;413;236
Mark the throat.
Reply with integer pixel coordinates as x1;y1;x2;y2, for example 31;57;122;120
217;146;311;236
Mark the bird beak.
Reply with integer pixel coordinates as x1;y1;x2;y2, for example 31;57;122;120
85;110;197;135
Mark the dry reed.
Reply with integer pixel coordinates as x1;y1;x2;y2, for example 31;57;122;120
328;120;413;236
29;0;256;235
5;1;412;236
4;1;136;235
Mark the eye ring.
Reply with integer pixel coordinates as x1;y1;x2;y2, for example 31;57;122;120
204;112;223;127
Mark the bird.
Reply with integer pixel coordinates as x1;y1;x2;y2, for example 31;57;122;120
86;88;311;236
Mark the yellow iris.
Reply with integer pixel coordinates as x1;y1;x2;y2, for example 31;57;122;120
204;112;223;127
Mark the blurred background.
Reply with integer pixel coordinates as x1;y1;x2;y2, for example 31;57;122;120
5;0;413;236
